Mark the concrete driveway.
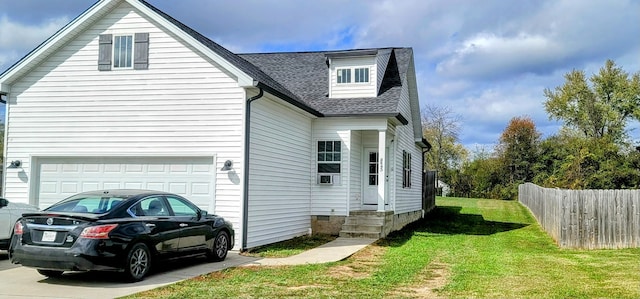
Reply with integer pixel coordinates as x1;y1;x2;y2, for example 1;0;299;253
0;251;257;299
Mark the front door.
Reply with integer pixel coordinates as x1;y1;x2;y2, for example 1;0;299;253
363;149;378;205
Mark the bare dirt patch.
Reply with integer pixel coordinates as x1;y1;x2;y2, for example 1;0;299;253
326;242;387;279
389;260;451;299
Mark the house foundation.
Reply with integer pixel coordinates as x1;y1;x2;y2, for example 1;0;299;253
329;210;423;239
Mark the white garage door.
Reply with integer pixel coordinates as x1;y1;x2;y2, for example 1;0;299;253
36;157;216;210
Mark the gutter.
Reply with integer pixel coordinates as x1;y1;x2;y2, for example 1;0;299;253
241;87;264;251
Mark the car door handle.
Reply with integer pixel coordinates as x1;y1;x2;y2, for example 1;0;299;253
179;223;188;227
145;223;156;228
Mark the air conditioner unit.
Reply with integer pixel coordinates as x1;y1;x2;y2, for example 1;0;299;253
318;174;333;185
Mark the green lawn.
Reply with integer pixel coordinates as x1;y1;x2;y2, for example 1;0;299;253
125;197;640;299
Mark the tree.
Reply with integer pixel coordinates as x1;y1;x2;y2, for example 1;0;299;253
421;104;468;196
544;60;640;143
421;104;467;174
496;116;540;184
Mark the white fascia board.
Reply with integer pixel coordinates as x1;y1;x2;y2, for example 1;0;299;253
0;84;10;94
0;0;116;85
125;0;254;87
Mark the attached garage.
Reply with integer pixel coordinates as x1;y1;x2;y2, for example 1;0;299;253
33;157;217;210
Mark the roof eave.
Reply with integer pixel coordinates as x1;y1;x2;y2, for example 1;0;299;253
255;82;322;117
128;0;254;86
0;0;117;86
322;112;408;125
416;138;432;151
325;49;378;58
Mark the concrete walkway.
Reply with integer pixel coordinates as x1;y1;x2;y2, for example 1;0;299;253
246;237;378;266
0;237;377;299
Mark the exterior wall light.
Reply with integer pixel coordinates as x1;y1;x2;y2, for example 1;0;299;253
221;160;233;171
8;160;22;168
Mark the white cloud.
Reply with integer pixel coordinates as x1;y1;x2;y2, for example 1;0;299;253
436;33;563;79
0;16;69;50
0;0;638;150
0;15;69;72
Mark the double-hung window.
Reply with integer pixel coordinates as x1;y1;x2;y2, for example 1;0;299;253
403;150;412;188
113;35;133;69
317;141;341;173
98;33;149;71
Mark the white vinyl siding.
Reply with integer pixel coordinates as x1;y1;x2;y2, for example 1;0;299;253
329;56;376;98
312;118;388;216
393;66;423;214
3;2;246;244
349;130;362;211
246;95;313;248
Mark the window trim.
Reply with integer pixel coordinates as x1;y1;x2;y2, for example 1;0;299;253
113;34;134;69
403;150;412;188
317;140;342;174
354;67;369;83
336;68;351;84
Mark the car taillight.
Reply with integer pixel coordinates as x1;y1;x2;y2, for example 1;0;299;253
80;224;118;239
13;222;23;235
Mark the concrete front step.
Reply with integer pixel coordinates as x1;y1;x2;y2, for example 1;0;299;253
341;224;383;233
339;231;381;239
343;218;386;226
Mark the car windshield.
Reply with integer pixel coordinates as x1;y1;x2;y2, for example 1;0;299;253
46;194;129;214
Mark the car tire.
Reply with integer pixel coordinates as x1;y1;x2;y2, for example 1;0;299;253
37;269;64;277
124;243;151;282
207;230;229;262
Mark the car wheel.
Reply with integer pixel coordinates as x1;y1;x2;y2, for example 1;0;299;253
124;243;151;282
37;269;64;277
207;230;229;262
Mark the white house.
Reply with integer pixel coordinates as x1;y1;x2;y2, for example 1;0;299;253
0;0;432;250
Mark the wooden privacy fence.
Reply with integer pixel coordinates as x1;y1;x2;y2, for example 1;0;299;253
422;171;436;214
519;183;640;249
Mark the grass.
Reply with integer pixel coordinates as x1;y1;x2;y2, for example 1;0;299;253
240;234;337;258
125;197;640;299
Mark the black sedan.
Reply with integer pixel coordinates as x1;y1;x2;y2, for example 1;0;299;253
9;189;234;282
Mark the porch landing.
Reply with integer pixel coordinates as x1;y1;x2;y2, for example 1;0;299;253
339;210;422;238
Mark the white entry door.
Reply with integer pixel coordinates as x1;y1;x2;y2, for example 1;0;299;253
35;156;216;211
363;149;378;205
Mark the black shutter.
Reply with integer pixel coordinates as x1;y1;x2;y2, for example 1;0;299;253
134;33;149;70
98;34;112;71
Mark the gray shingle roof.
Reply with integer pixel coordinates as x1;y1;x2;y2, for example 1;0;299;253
239;48;413;118
140;0;413;119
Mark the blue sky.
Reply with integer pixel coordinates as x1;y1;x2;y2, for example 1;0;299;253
1;0;639;151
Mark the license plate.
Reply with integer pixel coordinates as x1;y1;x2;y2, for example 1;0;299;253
41;231;57;242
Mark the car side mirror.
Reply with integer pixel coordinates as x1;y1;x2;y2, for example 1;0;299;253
198;210;207;220
0;198;8;208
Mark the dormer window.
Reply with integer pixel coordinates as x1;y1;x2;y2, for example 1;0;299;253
337;69;351;84
336;67;370;84
354;67;369;83
326;52;376;98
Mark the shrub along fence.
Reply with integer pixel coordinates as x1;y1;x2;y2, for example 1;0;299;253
519;183;640;249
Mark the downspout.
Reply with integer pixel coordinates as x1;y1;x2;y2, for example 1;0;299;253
0;93;7;198
241;87;264;251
